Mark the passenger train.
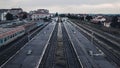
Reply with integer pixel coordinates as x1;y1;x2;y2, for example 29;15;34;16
0;22;43;47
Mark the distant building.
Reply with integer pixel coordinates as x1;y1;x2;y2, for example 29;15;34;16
91;16;106;24
1;12;7;21
29;11;36;14
30;9;49;21
0;9;9;21
31;13;49;20
9;8;23;16
104;21;111;27
17;12;28;20
37;9;49;14
103;16;112;27
0;8;23;21
91;15;112;27
117;17;120;22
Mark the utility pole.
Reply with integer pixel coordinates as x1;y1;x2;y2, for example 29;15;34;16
91;31;94;45
28;31;30;41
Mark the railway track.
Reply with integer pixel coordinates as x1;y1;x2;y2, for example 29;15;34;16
94;40;120;67
0;22;48;66
72;21;120;52
62;22;82;68
69;20;120;67
71;20;120;42
39;22;58;68
39;19;82;68
64;20;99;68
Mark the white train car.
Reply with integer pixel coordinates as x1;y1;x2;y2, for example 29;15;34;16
21;22;37;33
0;21;44;47
22;21;44;33
0;26;25;47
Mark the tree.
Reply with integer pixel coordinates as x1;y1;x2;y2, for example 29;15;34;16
110;16;119;28
55;12;58;17
5;13;14;20
22;13;27;19
80;16;84;21
59;14;66;17
43;16;51;22
85;15;93;21
18;12;28;20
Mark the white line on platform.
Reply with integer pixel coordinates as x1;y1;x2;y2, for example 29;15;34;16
35;22;57;68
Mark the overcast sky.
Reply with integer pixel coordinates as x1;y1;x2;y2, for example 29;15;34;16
0;0;120;14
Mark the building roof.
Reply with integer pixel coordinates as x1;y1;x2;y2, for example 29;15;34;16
0;9;9;12
0;26;24;38
30;9;49;15
11;8;23;10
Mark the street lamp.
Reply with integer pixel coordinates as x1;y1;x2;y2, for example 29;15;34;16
91;31;94;45
28;31;30;41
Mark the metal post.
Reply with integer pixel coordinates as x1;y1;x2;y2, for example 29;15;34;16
91;31;94;45
28;31;30;41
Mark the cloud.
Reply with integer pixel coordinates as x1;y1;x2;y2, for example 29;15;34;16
23;3;120;14
0;0;22;8
0;0;120;14
19;0;120;6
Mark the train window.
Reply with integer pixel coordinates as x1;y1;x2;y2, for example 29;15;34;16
16;32;18;35
13;34;14;37
12;35;14;37
17;32;19;34
14;33;16;36
0;39;3;44
22;30;24;32
15;34;16;36
13;34;15;37
8;36;9;39
10;35;12;38
20;31;21;34
7;36;9;40
4;37;7;42
18;32;20;34
17;32;19;35
20;31;23;33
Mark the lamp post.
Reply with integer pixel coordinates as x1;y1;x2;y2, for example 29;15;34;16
28;31;30;41
91;31;94;45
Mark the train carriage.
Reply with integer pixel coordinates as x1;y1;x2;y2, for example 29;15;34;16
0;21;44;47
21;22;37;33
0;26;25;47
